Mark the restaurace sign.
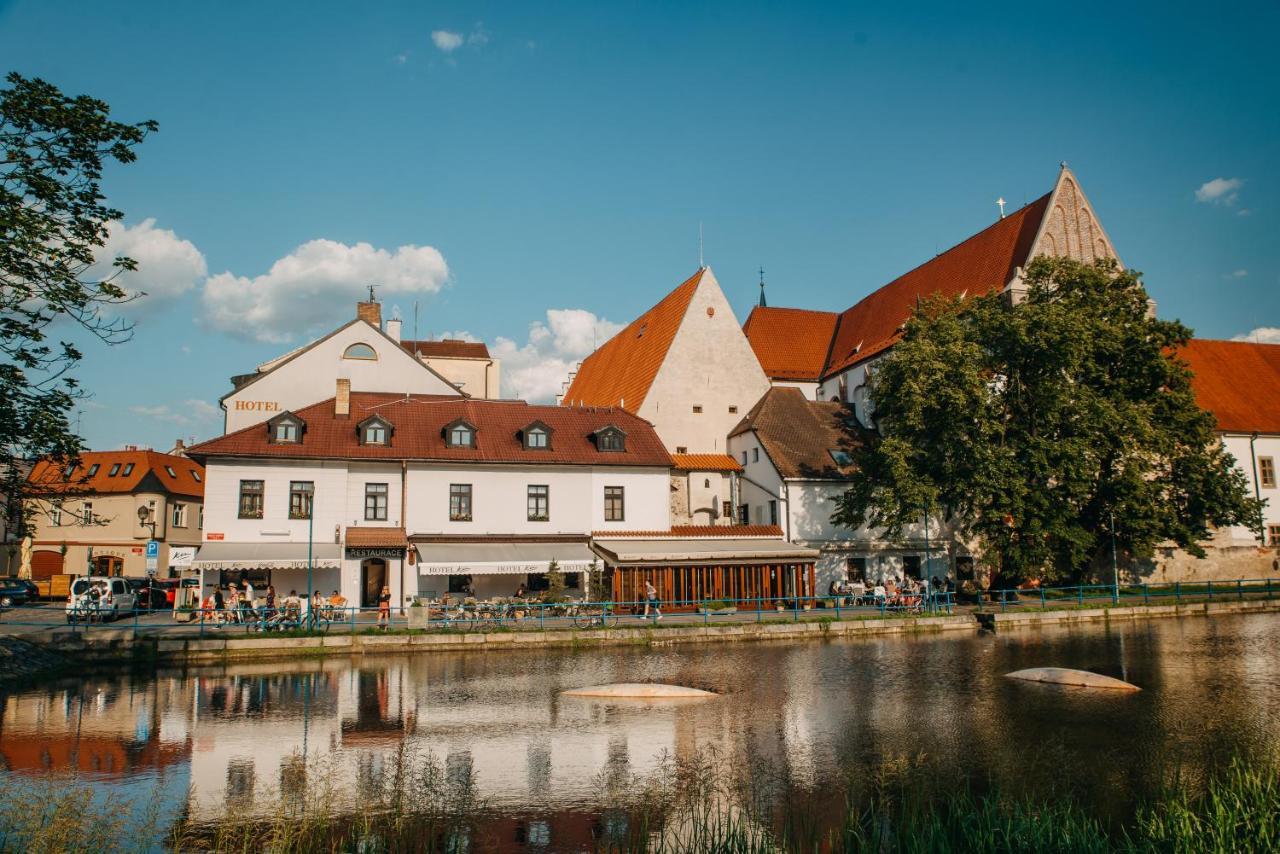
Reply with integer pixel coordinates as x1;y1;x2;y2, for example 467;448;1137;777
346;547;406;560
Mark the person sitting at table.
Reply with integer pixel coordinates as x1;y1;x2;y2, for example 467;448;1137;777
515;583;526;599
281;590;301;621
310;590;325;618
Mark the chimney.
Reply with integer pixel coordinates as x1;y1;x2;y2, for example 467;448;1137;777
357;300;382;328
386;317;402;343
335;378;351;417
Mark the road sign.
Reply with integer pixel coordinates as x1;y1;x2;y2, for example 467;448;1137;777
145;540;159;559
146;561;158;577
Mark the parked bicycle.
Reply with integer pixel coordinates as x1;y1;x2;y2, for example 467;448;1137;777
572;602;617;629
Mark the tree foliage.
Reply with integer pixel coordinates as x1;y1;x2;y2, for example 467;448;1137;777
832;256;1263;584
1;72;156;541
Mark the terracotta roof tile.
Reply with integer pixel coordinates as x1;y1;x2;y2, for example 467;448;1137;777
742;306;839;381
1178;339;1280;434
401;339;491;359
824;194;1050;377
591;525;783;538
28;450;206;499
345;527;408;547
187;393;673;468
562;269;703;411
671;453;742;472
731;387;860;480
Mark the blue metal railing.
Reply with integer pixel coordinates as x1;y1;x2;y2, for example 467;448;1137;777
976;576;1280;612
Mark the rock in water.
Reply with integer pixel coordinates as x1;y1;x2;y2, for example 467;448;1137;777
1004;668;1140;692
561;683;716;698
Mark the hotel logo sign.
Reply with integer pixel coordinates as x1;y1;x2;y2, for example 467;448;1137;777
233;400;282;412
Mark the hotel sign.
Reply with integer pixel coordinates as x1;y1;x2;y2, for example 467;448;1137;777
233;400;282;412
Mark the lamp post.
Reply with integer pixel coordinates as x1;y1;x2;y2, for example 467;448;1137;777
923;499;933;609
306;492;314;628
1110;509;1119;604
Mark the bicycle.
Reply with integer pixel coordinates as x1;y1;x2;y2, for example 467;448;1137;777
572;602;617;629
431;604;474;632
470;602;509;631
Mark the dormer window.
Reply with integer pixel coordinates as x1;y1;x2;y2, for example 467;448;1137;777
358;414;394;446
268;412;305;444
109;463;121;476
122;463;134;476
444;419;477;449
342;342;377;360
164;465;177;478
522;421;553;451
594;425;627;453
87;464;100;477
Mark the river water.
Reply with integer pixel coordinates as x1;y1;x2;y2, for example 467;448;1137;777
2;613;1278;847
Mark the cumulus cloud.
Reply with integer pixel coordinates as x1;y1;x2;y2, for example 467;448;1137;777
431;30;463;52
128;399;220;428
1231;328;1280;344
1195;177;1243;206
1228;269;1249;279
91;219;207;315
492;309;623;402
200;239;449;343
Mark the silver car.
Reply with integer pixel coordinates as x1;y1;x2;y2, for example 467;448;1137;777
66;577;138;623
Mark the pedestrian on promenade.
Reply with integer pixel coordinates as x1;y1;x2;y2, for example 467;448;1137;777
377;585;391;629
212;587;226;627
644;580;662;620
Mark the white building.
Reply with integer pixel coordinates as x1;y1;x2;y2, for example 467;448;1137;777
189;388;674;609
400;338;501;399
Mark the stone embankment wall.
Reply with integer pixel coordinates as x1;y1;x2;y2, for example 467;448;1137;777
0;636;69;683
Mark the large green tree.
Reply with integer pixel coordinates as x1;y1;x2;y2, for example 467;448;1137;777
1;72;157;549
832;256;1263;585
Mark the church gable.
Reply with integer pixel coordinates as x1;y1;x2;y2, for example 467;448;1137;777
1028;166;1120;266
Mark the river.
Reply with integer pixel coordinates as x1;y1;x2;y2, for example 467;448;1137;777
2;612;1278;848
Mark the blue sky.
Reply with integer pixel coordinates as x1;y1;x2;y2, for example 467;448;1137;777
2;1;1276;451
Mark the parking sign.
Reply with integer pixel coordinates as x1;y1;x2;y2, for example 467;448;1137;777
145;540;159;559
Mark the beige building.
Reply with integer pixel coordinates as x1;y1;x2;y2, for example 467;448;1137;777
23;449;205;578
398;337;501;399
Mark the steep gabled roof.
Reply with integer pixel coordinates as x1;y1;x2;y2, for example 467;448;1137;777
561;269;704;411
28;450;205;499
742;306;840;382
1178;339;1280;434
188;393;673;468
731;387;859;480
402;339;491;359
823;193;1051;376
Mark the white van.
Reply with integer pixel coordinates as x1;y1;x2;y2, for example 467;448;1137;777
66;576;138;622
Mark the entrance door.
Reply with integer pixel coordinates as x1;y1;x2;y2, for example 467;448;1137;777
31;551;64;580
361;559;387;608
94;556;123;576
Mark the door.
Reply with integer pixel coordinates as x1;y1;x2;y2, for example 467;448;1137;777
31;551;64;580
94;556;123;576
361;559;387;608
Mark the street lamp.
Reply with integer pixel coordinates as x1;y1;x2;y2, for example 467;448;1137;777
1110;509;1120;604
137;505;157;538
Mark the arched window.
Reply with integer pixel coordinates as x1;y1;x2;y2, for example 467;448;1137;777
342;343;377;360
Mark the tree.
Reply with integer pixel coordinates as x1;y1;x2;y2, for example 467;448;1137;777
832;256;1263;586
0;72;156;546
543;560;567;603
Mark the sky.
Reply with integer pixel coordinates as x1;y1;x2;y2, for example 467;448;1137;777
2;1;1276;451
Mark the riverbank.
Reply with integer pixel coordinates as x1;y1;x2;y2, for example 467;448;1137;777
14;595;1280;673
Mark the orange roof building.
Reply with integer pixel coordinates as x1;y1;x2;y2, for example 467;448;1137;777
1179;339;1280;435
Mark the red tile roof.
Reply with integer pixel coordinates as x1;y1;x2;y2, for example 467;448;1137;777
742;306;840;382
731;387;859;480
824;194;1050;376
1178;339;1280;434
345;526;408;547
671;453;742;472
402;339;491;359
562;269;704;411
188;393;673;468
27;450;206;499
592;525;784;538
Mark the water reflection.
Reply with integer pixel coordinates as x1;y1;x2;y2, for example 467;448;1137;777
1;613;1278;841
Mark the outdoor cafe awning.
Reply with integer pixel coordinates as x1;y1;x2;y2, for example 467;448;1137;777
191;542;343;571
414;541;596;576
590;538;820;566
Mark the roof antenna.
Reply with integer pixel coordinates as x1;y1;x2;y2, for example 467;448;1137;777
413;301;420;354
997;197;1006;220
758;267;767;308
698;222;704;269
368;284;377;302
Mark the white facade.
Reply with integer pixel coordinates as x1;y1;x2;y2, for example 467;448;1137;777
222;320;460;434
1222;433;1280;543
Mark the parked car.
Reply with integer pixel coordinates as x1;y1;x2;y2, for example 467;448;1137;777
127;578;170;611
0;577;31;608
154;578;182;606
66;577;137;622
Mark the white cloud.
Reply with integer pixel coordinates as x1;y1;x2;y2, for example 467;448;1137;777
393;51;410;65
1228;269;1249;279
91;219;207;315
200;239;449;343
1195;177;1243;206
468;23;490;47
128;399;219;428
1231;328;1280;344
492;309;623;402
1237;208;1252;217
432;30;463;52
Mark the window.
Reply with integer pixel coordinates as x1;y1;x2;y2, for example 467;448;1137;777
722;500;732;519
171;503;187;528
288;481;314;519
449;484;472;521
81;501;93;526
109;463;121;476
165;465;177;478
122;463;134;476
729;405;738;414
365;483;388;521
238;480;264;519
275;421;299;443
752;448;760;463
741;451;748;465
342;342;377;360
829;449;853;466
523;423;552;450
1261;457;1276;489
596;427;626;452
1269;525;1280;547
604;486;624;521
87;464;100;477
365;424;387;445
358;415;393;446
50;506;62;526
63;463;75;478
191;470;202;482
768;500;778;526
846;557;868;582
738;504;749;525
527;485;550;521
676;446;688;454
692;405;703;414
704;478;710;488
445;420;476;448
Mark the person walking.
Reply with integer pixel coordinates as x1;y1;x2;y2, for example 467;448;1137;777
643;579;662;620
377;585;392;629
